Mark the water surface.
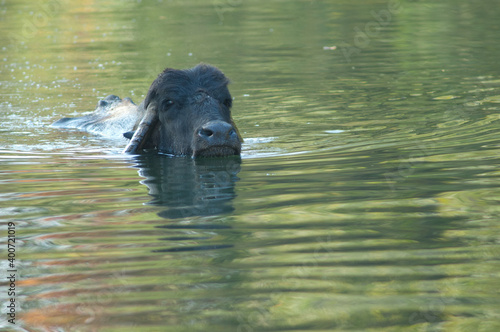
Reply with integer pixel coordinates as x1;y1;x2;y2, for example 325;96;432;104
1;1;500;331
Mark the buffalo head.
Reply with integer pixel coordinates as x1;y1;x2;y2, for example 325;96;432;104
124;64;242;157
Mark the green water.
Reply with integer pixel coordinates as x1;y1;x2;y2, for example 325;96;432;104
1;0;500;331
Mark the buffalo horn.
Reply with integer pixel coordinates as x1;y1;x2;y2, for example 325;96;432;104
123;102;158;154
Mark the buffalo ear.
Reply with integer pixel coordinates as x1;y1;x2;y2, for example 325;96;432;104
123;101;159;154
123;131;135;140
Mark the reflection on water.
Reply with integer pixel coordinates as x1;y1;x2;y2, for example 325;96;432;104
136;154;241;218
1;0;500;331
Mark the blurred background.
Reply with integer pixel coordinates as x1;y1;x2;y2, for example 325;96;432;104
1;1;500;331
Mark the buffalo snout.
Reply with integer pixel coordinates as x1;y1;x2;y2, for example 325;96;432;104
194;121;241;157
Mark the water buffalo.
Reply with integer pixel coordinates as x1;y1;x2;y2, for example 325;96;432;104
52;64;242;157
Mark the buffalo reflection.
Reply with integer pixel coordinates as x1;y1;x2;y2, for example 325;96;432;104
133;154;241;219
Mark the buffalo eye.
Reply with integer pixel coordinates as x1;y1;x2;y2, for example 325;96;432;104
223;98;232;108
161;99;174;111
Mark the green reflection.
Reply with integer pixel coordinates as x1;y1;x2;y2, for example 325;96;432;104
1;0;500;331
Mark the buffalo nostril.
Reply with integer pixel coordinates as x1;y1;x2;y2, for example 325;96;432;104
199;128;214;137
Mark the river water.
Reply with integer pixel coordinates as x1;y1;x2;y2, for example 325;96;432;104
1;1;500;331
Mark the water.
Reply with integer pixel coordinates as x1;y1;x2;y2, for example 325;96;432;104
2;0;500;331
